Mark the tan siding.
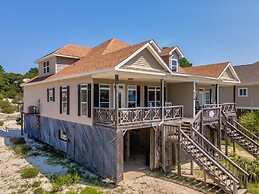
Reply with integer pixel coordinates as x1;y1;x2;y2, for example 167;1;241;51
122;48;166;72
167;82;194;118
219;86;234;103
23;76;93;125
236;85;259;108
56;57;78;72
38;57;56;77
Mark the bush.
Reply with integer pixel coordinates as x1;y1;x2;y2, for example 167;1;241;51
32;181;41;188
50;169;80;191
34;187;44;194
12;95;22;104
20;166;39;179
239;111;259;136
2;106;16;114
14;144;29;156
10;137;25;145
0;100;11;109
0;120;4;126
80;187;102;194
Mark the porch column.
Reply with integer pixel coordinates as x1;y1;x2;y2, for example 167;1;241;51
215;84;220;106
114;74;119;129
161;79;166;172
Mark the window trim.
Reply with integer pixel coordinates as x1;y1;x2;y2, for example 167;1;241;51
43;60;50;74
61;86;68;114
238;88;248;97
48;88;54;102
80;84;88;116
170;55;178;72
59;129;68;142
99;84;110;108
127;85;137;108
148;86;161;107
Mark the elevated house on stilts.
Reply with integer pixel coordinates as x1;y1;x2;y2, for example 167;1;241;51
22;38;257;194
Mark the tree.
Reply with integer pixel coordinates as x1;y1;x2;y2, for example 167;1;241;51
23;68;38;79
179;57;192;68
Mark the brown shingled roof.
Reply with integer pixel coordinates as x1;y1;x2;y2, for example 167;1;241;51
234;61;259;83
160;46;177;56
53;44;91;58
28;40;148;83
180;62;229;78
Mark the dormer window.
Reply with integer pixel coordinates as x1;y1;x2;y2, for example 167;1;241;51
170;55;178;72
43;61;50;73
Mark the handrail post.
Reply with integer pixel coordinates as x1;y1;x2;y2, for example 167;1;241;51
190;126;194;175
244;175;248;189
218;107;222;150
177;125;181;176
233;182;238;194
114;74;119;129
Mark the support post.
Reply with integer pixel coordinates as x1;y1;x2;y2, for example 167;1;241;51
161;79;166;173
204;171;207;182
218;108;222;150
150;128;155;171
190;126;194;175
215;84;219;106
177;125;181;176
225;125;228;156
125;131;130;161
114;74;119;129
161;79;165;121
21;112;24;136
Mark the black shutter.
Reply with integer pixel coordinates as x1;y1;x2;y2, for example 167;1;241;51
87;84;92;118
137;85;140;107
67;86;70;115
47;89;49;102
210;89;212;104
53;88;55;102
59;87;62;114
144;86;148;107
78;84;81;116
94;84;99;107
164;87;167;105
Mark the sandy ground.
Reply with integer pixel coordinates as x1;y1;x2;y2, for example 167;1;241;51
0;122;205;194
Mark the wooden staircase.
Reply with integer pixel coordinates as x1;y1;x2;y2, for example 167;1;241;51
223;116;259;158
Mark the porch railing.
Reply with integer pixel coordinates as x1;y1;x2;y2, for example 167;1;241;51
203;103;236;115
93;105;183;128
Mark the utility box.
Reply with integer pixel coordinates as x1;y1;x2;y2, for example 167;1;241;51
28;106;38;114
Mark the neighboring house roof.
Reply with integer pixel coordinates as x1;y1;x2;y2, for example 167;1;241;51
180;62;230;78
234;61;259;83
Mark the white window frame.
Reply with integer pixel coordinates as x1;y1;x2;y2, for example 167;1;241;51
238;88;248;97
148;86;161;107
170;55;178;72
59;129;68;141
48;88;54;102
43;60;50;73
127;85;137;108
80;84;88;116
61;86;68;114
99;84;110;108
205;90;211;104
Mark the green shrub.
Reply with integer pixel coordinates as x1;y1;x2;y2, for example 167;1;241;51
20;166;39;179
80;187;102;194
12;95;22;104
0;100;11;109
248;182;259;194
239;111;259;136
32;181;41;188
0;120;4;126
50;169;80;191
34;187;44;194
66;191;78;194
10;137;26;145
2;106;16;114
14;144;29;156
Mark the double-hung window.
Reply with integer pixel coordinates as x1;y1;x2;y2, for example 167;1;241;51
99;84;110;108
205;90;211;104
47;88;55;102
43;61;50;73
61;86;68;113
80;84;88;116
128;85;137;108
170;55;178;72
238;88;248;97
148;86;161;107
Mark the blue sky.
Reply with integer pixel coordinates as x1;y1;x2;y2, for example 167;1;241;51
0;0;259;74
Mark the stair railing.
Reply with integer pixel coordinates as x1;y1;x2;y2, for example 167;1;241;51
190;126;249;189
233;120;259;143
179;127;239;194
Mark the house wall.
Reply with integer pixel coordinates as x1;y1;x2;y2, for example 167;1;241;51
236;85;259;109
23;76;93;125
24;114;117;181
219;86;234;103
56;57;78;72
167;82;194;118
38;57;56;77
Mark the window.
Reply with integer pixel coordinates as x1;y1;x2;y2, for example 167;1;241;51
59;129;67;141
80;84;88;116
43;61;50;73
148;86;161;107
170;55;178;72
62;86;68;113
99;84;110;108
238;88;248;97
47;88;55;102
128;85;137;108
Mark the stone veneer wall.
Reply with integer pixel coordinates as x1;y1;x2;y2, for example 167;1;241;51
24;114;117;181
